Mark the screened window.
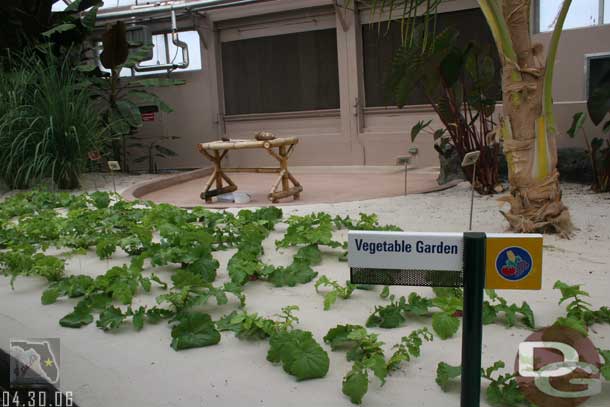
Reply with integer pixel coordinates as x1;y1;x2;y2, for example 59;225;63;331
221;29;340;115
537;0;608;32
362;8;500;107
587;54;610;98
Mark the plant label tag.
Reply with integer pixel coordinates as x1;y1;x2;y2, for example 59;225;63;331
485;233;543;290
107;161;121;171
461;151;480;167
348;231;464;272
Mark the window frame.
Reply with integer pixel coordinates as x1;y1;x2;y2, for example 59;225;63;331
584;52;610;99
100;30;203;78
535;0;608;34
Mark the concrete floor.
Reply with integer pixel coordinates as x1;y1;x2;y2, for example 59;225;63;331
138;166;459;208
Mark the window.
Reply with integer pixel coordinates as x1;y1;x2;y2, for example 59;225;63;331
537;0;608;32
587;54;610;98
101;31;202;77
135;31;202;75
221;29;340;115
53;1;217;11
362;8;500;108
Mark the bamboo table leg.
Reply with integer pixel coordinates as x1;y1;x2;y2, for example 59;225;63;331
200;149;237;202
266;144;303;203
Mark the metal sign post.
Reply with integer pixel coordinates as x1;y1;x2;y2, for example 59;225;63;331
461;151;480;231
107;161;121;194
348;230;543;407
461;232;486;407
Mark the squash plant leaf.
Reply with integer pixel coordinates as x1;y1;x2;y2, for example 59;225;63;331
342;367;368;405
96;306;126;331
59;303;94;328
267;330;329;381
170;312;221;351
435;362;462;391
432;312;460;340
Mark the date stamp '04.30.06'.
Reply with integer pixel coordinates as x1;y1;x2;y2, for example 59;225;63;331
3;338;73;407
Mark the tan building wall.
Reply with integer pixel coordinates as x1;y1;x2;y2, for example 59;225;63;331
124;0;609;171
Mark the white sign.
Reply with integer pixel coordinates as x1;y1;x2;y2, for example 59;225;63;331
348;231;463;271
107;161;121;171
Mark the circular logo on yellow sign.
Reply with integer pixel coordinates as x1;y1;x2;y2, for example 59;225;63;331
495;246;533;281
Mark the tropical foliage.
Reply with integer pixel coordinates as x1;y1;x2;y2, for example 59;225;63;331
567;71;610;192
389;28;502;194
0;0;102;52
78;21;185;172
360;0;575;235
567;112;610;192
0;51;107;189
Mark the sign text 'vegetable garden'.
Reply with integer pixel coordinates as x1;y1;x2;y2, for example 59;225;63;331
348;231;464;271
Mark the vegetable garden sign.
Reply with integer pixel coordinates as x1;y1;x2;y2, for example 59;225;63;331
348;231;543;407
348;231;542;290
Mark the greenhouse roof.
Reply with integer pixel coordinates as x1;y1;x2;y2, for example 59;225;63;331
52;0;228;12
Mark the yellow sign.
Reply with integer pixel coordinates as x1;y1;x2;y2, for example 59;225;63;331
485;233;543;290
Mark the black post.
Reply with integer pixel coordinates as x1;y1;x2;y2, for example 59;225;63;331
461;232;486;407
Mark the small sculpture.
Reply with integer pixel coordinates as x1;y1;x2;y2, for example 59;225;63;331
255;131;275;141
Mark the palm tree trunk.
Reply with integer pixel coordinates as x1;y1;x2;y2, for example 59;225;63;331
485;0;573;236
364;0;574;235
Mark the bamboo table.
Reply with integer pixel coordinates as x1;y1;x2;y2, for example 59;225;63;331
196;137;303;203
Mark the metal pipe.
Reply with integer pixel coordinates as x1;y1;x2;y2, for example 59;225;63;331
95;0;259;21
133;7;190;73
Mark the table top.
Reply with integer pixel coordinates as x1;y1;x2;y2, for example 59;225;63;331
198;137;299;151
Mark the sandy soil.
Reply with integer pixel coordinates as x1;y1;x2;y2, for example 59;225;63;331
1;182;609;407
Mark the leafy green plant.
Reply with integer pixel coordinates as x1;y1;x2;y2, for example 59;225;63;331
0;51;107;189
217;305;301;339
80;21;185;171
267;329;330;381
366;290;460;339
325;324;432;404
483;290;535;329
379;286;391;299
315;276;356;310
217;309;278;340
219;306;329;381
276;213;342;249
367;288;535;339
228;216;321;287
436;360;529;406
156;269;244;315
0;245;65;288
170;312;221;351
568;109;610;192
599;348;610;381
366;292;432;328
553;280;610;335
333;213;401;232
263;247;320;287
0;0;102;52
388;27;501;194
386;328;434;372
435;361;462;391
